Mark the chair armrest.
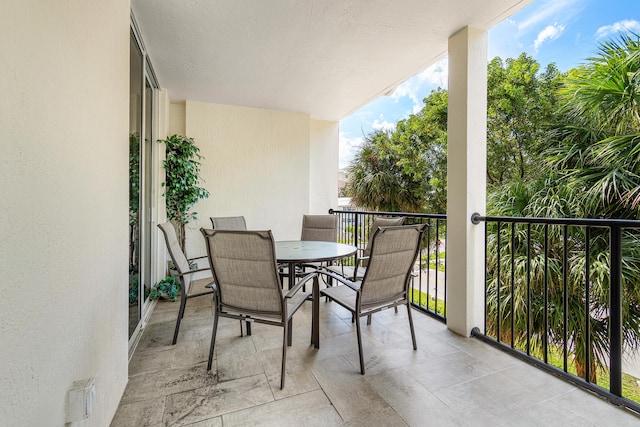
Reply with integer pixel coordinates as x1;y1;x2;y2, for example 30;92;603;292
317;269;360;291
177;267;211;277
284;272;317;298
350;255;370;280
357;255;369;263
187;255;208;262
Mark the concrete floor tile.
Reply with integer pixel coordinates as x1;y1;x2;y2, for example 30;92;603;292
116;299;640;426
311;356;390;422
222;389;342;427
111;396;165;427
163;374;273;426
121;363;216;405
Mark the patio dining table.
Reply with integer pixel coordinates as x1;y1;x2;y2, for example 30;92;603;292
275;240;357;348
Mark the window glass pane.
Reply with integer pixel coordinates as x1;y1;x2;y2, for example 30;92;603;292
143;78;153;303
129;31;143;338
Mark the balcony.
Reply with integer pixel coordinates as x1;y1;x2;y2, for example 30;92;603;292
10;2;640;425
113;288;638;425
113;210;640;425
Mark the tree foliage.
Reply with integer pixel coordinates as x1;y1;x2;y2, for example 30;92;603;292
160;134;209;251
486;33;640;382
345;32;640;386
346;54;560;212
487;53;562;187
390;88;448;213
546;33;640;218
345;89;448;213
344;130;423;212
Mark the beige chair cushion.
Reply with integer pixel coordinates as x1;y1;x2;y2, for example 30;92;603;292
301;214;338;242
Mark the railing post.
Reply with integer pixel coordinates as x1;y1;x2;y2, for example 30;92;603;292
354;212;360;249
610;225;623;397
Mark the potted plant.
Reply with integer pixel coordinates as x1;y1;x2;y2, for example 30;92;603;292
149;275;180;301
159;134;209;252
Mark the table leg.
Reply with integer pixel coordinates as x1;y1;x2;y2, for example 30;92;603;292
288;262;295;346
288;262;295;290
312;274;319;349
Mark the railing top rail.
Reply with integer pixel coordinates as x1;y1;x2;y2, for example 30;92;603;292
471;212;640;229
329;209;446;220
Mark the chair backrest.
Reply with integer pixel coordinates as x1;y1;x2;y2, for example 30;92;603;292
158;222;192;291
359;224;427;308
210;216;247;230
301;214;338;242
362;216;405;265
201;228;284;316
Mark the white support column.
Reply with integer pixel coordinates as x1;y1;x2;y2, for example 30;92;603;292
446;27;487;336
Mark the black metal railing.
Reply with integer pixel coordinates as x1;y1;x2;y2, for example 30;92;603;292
471;213;640;414
329;209;447;321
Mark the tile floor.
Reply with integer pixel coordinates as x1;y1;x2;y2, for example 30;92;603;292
112;293;640;426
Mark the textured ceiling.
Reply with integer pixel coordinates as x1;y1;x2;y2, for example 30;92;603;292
131;0;532;121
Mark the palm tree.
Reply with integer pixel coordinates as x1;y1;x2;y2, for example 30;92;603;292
344;130;423;212
547;33;640;217
486;33;640;388
487;180;611;383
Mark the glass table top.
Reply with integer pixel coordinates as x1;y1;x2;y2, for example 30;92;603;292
275;240;356;263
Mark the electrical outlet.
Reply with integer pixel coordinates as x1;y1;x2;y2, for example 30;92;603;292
66;377;95;423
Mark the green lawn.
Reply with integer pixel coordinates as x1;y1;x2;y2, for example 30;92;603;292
542;348;640;403
421;251;446;272
410;288;446;316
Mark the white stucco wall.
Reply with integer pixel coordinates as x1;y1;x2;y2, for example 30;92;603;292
169;101;186;136
180;101;317;258
0;2;129;426
309;120;339;213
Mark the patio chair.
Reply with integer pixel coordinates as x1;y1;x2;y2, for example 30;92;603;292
319;223;427;374
280;214;338;287
326;216;405;282
300;214;338;242
210;216;247;231
158;222;214;345
211;215;250;335
326;216;405;322
201;228;315;389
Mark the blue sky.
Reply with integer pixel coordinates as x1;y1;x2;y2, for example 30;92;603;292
338;0;640;169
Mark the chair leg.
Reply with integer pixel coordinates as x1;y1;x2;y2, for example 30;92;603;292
406;302;417;350
172;296;188;345
287;318;293;346
207;309;219;371
239;320;243;337
246;320;252;336
281;324;288;389
365;307;396;325
355;313;365;374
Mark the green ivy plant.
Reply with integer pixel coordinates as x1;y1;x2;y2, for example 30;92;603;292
149;275;180;302
159;134;209;252
128;275;139;305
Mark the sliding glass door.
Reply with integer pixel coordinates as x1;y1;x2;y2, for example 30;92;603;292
129;26;158;340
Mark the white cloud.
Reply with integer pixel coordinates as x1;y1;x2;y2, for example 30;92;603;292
339;132;364;169
372;117;396;132
595;19;640;39
518;0;579;31
534;23;566;52
392;57;448;113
